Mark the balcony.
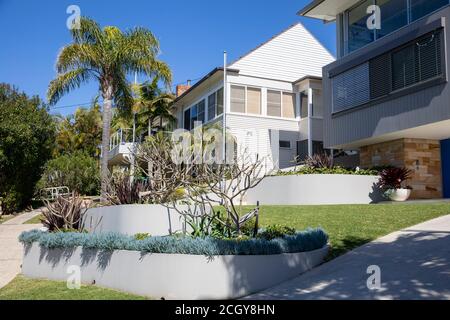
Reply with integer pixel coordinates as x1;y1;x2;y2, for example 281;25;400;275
106;129;137;167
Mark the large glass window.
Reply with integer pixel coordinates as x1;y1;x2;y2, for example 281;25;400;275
377;0;408;39
282;93;296;118
230;85;245;113
267;90;282;117
411;0;449;22
197;100;205;124
345;0;449;55
207;92;216;121
184;109;190;130
247;87;262;115
217;88;224;116
348;0;374;53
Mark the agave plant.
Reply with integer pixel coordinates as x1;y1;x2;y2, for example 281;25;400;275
378;167;413;190
106;173;149;205
42;193;88;232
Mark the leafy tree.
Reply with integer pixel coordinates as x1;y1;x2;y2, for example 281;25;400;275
54;103;102;158
47;17;172;201
37;151;100;196
132;78;176;137
0;84;55;214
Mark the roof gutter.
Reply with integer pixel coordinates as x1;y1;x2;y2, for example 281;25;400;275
171;67;239;107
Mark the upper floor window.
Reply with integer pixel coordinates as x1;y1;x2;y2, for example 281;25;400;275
207;88;224;121
184;99;206;131
267;90;282;117
333;29;444;113
231;85;262;115
411;0;449;22
344;0;449;55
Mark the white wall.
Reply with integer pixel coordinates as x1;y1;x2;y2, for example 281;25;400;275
229;23;335;82
244;175;383;205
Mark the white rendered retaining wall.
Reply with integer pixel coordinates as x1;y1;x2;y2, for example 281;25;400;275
22;243;328;300
83;205;187;236
244;175;383;206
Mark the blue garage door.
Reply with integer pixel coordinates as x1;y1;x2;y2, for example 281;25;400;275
441;139;450;198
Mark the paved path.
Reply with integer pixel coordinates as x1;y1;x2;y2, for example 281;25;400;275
0;209;43;289
246;215;450;300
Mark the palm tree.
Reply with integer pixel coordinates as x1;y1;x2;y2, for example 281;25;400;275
47;17;172;200
132;77;176;137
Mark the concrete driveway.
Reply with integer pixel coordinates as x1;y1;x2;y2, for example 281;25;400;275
246;215;450;300
0;210;42;289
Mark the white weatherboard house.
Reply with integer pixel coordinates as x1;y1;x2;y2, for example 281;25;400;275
171;23;335;169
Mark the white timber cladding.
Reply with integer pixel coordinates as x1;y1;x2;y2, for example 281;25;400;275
228;23;335;82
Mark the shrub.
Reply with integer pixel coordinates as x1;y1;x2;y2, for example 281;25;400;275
378;167;413;190
0;84;55;214
37;151;100;196
41;193;88;232
19;228;329;256
258;225;296;241
303;153;333;169
277;166;379;176
106;173;149;205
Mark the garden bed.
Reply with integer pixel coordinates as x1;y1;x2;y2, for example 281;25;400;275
20;229;328;300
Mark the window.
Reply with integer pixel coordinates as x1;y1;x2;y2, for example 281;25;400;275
377;0;408;39
333;30;444;113
184;109;190;130
208;92;216;121
343;0;449;55
217;88;224;116
267;90;282;117
247;87;262;115
332;63;371;113
190;104;198;129
282;93;296;118
347;0;374;53
197;100;205;124
279;140;291;149
392;31;443;91
411;0;449;22
231;85;245;113
300;93;308;118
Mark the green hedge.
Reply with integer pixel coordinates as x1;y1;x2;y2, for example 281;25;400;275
19;229;329;256
276;167;380;176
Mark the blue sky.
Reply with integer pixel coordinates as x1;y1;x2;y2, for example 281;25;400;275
0;0;336;115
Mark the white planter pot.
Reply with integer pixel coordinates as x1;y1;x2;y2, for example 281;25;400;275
387;189;412;202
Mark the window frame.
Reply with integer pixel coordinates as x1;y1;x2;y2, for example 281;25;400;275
279;140;292;149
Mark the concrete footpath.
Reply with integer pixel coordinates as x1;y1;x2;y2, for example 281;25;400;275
0;210;43;289
246;215;450;300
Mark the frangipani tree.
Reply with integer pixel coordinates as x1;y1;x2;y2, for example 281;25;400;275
47;17;172;201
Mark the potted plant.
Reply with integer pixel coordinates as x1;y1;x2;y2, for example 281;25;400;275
378;167;413;202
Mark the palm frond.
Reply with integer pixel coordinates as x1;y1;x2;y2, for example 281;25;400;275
70;17;103;45
47;69;93;105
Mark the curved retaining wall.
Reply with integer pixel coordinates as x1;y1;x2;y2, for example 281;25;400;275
244;175;383;205
83;205;187;236
22;243;328;300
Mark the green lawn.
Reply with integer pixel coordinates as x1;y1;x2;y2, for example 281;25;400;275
0;276;147;300
0;215;14;224
255;203;450;259
24;214;43;224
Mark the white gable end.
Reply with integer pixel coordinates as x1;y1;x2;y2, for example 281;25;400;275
229;23;335;82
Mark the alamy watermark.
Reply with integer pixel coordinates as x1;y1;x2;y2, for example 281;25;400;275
66;5;81;30
366;265;382;290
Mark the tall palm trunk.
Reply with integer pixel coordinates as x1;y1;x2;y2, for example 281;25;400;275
100;85;114;202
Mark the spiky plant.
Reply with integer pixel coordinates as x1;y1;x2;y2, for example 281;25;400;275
378;167;413;190
47;17;172;201
42;193;88;232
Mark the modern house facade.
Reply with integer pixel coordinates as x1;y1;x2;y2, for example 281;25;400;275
171;23;335;169
299;0;450;199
